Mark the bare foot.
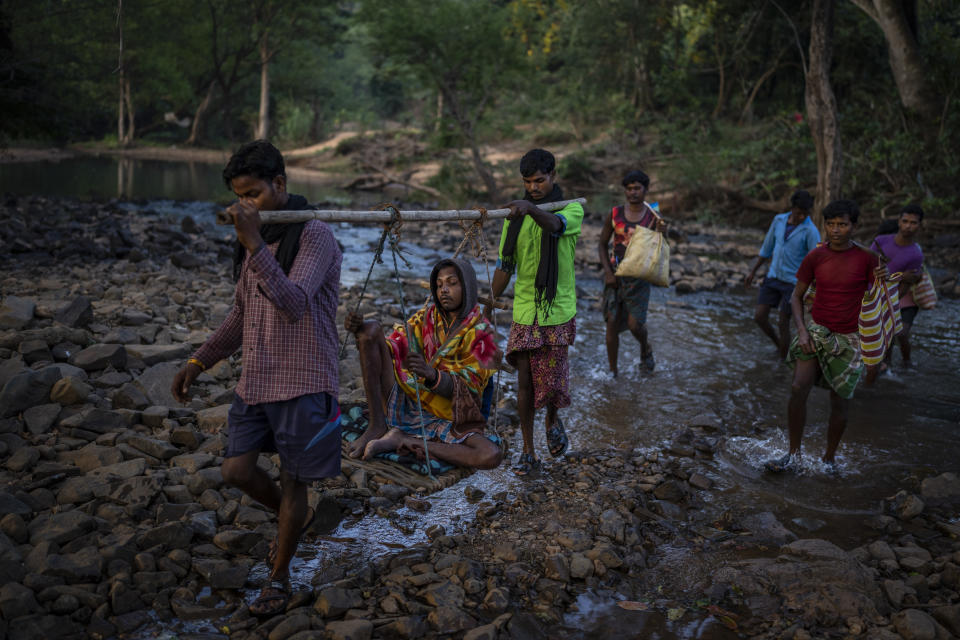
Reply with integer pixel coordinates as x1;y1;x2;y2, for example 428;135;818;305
347;424;387;458
362;428;405;460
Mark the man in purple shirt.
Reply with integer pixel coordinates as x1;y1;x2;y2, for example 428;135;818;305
871;204;925;368
171;141;342;616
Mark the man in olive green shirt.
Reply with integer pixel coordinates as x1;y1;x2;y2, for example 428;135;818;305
489;149;583;476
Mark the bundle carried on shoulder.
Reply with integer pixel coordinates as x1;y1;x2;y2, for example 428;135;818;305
615;202;670;286
804;272;903;366
911;266;938;310
859;273;903;366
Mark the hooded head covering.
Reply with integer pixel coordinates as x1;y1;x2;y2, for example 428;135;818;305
429;257;479;329
385;256;497;431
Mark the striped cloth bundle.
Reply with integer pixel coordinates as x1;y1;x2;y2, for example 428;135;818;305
911;266;938;310
858;272;903;366
802;272;903;366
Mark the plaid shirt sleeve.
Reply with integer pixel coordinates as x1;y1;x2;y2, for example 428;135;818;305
247;222;338;323
192;285;244;368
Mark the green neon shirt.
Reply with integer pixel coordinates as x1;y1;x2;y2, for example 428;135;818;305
496;201;583;326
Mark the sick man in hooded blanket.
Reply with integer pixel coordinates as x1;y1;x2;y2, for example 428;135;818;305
344;257;503;469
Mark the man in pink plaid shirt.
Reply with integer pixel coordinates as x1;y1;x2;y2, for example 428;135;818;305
171;140;341;617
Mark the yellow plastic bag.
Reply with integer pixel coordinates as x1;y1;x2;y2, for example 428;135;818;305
615;213;670;286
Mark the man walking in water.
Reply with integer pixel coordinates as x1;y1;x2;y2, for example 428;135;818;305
870;204;926;369
765;200;887;472
171;141;342;616
488;148;584;476
745;190;820;359
598;169;667;376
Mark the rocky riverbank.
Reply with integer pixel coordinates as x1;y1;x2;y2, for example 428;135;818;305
0;195;959;640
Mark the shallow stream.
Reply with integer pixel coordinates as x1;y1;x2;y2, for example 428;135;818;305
289;223;960;640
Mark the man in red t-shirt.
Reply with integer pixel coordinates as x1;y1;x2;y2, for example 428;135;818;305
765;200;887;472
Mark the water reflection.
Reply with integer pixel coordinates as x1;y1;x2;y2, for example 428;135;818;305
0;155;358;204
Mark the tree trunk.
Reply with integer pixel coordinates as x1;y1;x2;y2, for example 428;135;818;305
443;87;499;201
805;0;842;232
849;0;938;120
739;47;787;124
186;81;215;146
117;71;125;146
467;136;500;203
122;78;134;145
256;37;270;140
310;98;324;141
434;92;443;134
712;30;726;119
116;0;125;147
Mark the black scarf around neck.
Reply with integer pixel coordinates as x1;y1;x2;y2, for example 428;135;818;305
500;183;564;317
232;194;309;281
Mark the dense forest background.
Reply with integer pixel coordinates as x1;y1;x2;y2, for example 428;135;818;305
1;0;958;218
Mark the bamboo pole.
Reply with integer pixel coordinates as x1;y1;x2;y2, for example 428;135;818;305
215;198;586;225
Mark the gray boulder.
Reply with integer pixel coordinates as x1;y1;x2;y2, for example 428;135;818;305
0;581;40;619
920;472;960;501
5;613;83;640
54;296;93;328
135;362;180;407
0;295;35;329
125;343;190;366
49;376;91;405
40;546;103;583
69;343;126;371
0;366;62;417
23;403;61;434
325;620;373;640
124;434;179;460
28;511;98;545
19;339;52;364
742;511;798;545
112;382;150;410
58;407;129;434
191;558;250;589
60;443;124;471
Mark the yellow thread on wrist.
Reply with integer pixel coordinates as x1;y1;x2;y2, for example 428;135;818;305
188;358;206;371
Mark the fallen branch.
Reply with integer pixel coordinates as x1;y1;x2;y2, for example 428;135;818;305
689;185;791;213
356;159;447;201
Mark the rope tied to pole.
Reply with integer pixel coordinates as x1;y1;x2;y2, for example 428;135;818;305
379;204;435;478
452;206;489;260
338;204;403;358
452;207;504;442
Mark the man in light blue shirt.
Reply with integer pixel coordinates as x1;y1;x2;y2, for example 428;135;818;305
744;190;820;358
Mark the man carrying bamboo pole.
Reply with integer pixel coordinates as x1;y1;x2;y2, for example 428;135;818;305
344;258;503;469
488;148;584;476
171;140;342;617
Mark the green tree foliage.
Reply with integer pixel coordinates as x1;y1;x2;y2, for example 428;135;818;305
358;0;524;199
0;0;956;212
